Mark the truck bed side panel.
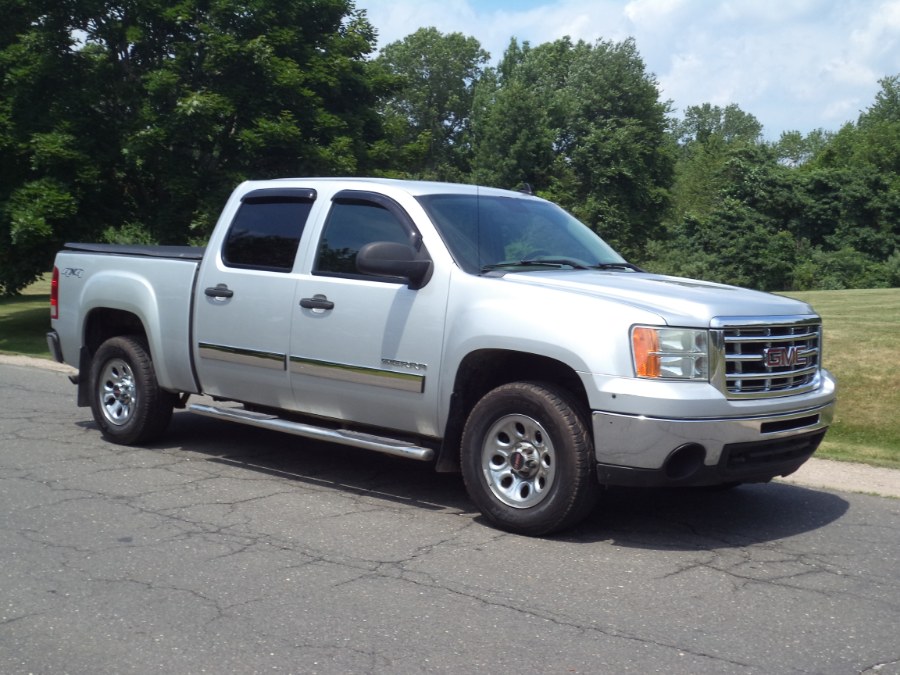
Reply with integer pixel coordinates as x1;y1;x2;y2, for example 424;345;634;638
55;251;201;393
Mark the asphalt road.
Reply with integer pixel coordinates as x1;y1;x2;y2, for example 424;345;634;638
2;363;899;674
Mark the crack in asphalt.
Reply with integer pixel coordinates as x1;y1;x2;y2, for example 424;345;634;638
2;458;762;668
859;655;900;674
4;369;900;672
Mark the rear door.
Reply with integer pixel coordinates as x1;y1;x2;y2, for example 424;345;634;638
289;190;448;437
193;188;315;408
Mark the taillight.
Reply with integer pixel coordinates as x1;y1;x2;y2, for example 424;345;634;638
50;266;59;320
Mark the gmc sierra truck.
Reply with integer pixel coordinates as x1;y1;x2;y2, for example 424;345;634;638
47;178;836;535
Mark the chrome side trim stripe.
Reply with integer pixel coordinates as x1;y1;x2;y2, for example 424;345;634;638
198;342;286;370
289;356;425;393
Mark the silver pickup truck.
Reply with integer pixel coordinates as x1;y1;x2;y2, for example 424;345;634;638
48;178;837;534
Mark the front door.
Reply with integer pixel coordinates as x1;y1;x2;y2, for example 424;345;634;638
289;192;448;437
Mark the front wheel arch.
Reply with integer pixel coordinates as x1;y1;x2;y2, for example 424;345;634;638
436;349;590;473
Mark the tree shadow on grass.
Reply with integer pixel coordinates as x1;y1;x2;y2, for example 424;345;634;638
0;303;52;355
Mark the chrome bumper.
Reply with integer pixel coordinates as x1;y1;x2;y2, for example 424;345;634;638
592;399;835;487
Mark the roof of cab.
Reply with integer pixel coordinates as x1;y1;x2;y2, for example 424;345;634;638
240;177;537;199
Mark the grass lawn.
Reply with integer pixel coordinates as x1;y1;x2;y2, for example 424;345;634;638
3;277;899;469
784;288;900;469
0;275;53;357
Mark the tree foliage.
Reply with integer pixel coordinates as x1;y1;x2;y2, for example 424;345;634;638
470;37;674;260
375;27;489;180
0;0;386;294
648;75;900;291
1;5;898;295
673;103;763;146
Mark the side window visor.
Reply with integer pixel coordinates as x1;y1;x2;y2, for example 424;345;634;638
222;188;317;272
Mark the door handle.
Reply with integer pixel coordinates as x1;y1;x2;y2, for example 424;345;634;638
204;283;234;299
300;294;334;310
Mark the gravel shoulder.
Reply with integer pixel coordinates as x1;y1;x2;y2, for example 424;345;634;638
4;353;897;500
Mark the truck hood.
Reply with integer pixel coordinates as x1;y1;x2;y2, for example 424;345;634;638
500;270;816;325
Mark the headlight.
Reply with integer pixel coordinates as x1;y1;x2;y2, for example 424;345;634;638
631;326;709;380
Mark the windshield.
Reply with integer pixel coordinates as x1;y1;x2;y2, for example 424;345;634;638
416;193;628;274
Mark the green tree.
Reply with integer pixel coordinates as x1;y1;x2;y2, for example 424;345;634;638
375;27;489;180
470;37;674;261
668;103;764;223
800;75;900;276
0;0;101;293
673;103;762;146
862;74;900;125
468;40;556;191
659;78;900;291
774;128;831;167
650;145;800;291
0;0;386;295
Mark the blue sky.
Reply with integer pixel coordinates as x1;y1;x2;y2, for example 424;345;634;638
354;0;900;139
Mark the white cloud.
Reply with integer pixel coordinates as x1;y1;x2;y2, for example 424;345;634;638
355;0;900;137
849;0;900;62
823;98;864;125
624;0;688;27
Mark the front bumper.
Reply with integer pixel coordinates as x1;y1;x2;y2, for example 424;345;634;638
592;399;835;487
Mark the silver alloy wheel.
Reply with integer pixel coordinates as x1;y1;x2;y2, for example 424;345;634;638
98;358;137;427
481;413;556;508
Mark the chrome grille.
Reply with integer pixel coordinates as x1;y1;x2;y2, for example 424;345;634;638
715;319;821;399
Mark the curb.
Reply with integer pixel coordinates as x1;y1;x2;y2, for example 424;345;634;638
777;457;900;499
3;353;898;499
0;353;77;374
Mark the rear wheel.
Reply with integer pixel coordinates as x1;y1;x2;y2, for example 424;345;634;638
89;335;176;445
461;382;599;535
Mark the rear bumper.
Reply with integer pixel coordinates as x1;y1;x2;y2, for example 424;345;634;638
592;399;835;487
46;330;64;363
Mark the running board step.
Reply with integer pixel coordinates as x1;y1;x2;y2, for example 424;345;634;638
188;403;435;462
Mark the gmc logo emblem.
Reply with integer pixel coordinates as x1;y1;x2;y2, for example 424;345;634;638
764;346;808;368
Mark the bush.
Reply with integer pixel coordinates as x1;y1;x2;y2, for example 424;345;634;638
792;247;892;290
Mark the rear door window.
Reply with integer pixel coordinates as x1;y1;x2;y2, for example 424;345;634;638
222;190;316;272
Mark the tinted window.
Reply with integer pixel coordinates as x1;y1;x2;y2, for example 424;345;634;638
314;201;411;276
223;199;313;271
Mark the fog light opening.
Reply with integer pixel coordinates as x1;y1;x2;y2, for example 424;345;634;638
665;444;706;481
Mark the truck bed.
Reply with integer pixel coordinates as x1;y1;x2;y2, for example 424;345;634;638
63;242;205;260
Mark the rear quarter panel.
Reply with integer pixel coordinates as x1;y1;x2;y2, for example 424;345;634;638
53;251;200;393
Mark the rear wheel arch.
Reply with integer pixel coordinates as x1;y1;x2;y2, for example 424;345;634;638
83;308;148;357
77;309;150;406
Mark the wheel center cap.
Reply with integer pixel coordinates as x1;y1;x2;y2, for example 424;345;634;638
510;445;538;478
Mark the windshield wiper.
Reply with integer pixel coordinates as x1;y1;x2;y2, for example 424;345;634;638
481;259;645;274
482;258;592;272
591;262;645;272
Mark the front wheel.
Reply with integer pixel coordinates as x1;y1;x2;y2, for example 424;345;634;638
461;382;600;536
89;335;176;445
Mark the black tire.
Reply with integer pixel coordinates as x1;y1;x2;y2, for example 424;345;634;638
89;335;176;445
460;381;600;536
